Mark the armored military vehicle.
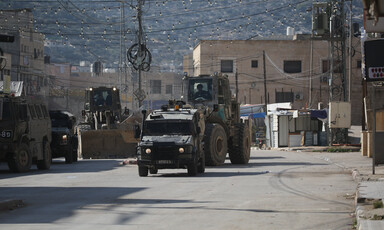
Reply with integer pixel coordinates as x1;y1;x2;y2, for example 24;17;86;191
183;73;251;166
49;110;78;164
137;101;205;176
0;81;52;172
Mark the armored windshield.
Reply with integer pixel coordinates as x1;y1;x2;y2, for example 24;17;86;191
143;120;192;136
92;88;113;107
188;78;213;101
50;111;71;128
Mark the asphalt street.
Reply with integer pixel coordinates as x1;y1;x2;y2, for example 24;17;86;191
0;149;356;230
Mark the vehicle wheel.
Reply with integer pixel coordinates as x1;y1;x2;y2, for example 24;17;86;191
72;151;78;162
65;146;74;164
197;151;205;173
204;124;227;166
37;141;52;170
8;143;32;173
138;165;148;177
149;167;158;174
229;123;251;164
72;137;78;162
187;160;198;176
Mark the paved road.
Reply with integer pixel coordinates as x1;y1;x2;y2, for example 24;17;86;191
0;149;356;230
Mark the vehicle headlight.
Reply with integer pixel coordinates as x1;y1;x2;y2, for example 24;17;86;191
179;147;185;153
145;148;151;154
60;134;68;145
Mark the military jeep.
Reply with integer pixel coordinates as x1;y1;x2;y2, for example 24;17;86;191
0;81;52;172
137;102;205;177
49;110;78;164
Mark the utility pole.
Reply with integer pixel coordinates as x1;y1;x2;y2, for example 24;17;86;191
235;70;238;103
309;38;313;109
137;0;143;108
263;50;267;106
348;0;352;103
119;1;123;94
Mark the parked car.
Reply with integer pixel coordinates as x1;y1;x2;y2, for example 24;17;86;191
49;110;78;164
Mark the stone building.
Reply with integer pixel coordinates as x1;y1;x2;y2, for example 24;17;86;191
0;9;46;96
184;35;363;125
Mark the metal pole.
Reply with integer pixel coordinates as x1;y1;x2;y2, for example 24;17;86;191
309;38;313;108
372;84;376;174
348;0;352;102
138;0;143;108
235;70;238;103
263;50;267;106
119;1;122;92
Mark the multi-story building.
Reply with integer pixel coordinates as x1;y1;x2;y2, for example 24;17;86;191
184;35;363;125
0;9;46;96
0;52;12;81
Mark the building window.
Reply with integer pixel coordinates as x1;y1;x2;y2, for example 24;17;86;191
221;60;233;73
251;60;258;68
322;60;329;73
283;60;301;73
357;60;362;68
322;59;342;73
275;92;294;103
150;80;161;94
166;85;173;94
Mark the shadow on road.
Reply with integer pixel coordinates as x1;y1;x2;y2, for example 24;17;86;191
0;159;124;179
0;186;146;224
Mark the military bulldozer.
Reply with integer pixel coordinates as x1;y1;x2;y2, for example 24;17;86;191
183;73;251;166
77;86;140;159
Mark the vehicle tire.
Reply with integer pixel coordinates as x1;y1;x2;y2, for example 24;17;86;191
72;151;78;162
8;143;32;173
197;151;205;173
187;160;198;176
204;124;227;166
149;167;158;174
72;137;78;162
37;141;52;170
229;123;251;164
138;165;148;177
65;146;74;164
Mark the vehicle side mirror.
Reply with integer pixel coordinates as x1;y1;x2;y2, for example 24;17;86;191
124;107;130;115
134;124;141;139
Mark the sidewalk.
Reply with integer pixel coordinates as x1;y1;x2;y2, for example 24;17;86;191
280;146;384;230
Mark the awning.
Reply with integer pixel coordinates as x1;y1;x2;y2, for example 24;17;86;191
240;112;265;119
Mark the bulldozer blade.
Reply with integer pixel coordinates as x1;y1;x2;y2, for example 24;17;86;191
79;129;138;159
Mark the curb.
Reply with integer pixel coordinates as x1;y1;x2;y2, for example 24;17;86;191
352;168;365;230
0;199;24;212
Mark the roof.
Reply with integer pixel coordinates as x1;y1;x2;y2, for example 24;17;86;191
146;109;198;121
0;81;24;97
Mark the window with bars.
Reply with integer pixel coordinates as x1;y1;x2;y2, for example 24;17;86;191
150;80;161;94
251;60;258;68
221;60;233;73
275;92;294;103
283;60;302;73
166;85;173;94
